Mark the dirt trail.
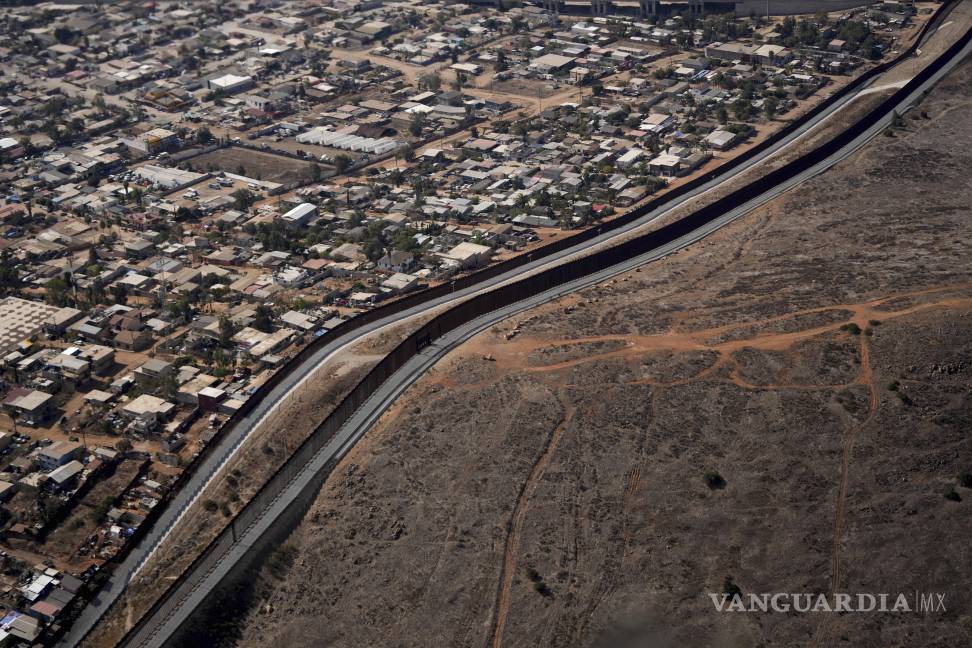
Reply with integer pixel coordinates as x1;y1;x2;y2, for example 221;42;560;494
468;287;972;383
488;399;575;648
813;332;881;648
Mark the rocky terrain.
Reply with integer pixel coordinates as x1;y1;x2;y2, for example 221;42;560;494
209;58;972;648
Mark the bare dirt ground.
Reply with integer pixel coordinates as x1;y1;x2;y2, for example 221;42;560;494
189;147;316;183
221;56;972;648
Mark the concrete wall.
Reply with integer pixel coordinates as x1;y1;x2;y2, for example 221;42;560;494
533;0;870;16
735;0;870;15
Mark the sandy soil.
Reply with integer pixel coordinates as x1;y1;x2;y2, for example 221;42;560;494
220;54;972;648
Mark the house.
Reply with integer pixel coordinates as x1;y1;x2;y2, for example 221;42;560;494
640;112;674;134
2;388;54;426
280;311;318;331
617;185;649;206
84;389;114;407
0;480;18;502
648;152;682;177
752;44;792;67
124;238;155;259
29;599;63;623
0;137;25;161
134;358;173;390
121;128;179;156
47;459;84;491
439;242;492;269
121;394;176;432
198;386;227;412
7;613;41;642
44;307;84;335
35;441;82;471
45;352;91;387
114;329;153;351
616;148;645;169
704;129;738;150
377;250;415;273
243;94;277;112
381;273;419;293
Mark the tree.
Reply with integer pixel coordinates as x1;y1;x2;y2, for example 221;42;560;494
408;112;426;137
0;251;19;295
218;316;236;347
309;162;323;181
252;304;275;333
54;26;76;44
394;230;418;252
363;238;384;261
231;188;258;211
168;298;192;322
195;127;214;145
159;371;179;400
419;72;441;92
333;154;353;174
115;439;132;453
763;96;779;119
111;283;128;305
45;277;70;306
732;98;752;121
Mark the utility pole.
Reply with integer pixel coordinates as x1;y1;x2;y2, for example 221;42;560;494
159;255;168;314
69;260;79;306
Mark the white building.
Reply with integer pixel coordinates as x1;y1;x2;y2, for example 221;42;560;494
208;74;254;94
280;202;317;227
616;148;645;169
439;242;492;269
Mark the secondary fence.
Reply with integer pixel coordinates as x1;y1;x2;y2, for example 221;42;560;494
58;4;963;646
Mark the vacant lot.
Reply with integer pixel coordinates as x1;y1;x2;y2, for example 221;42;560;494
189;147;318;184
211;55;972;648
